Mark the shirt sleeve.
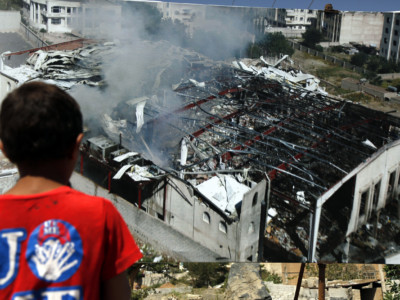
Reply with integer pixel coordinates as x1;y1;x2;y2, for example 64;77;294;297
101;199;143;281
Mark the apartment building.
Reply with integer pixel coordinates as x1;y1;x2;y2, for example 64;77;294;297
23;0;121;35
285;8;318;30
264;7;286;28
380;12;400;63
320;7;384;46
156;2;206;36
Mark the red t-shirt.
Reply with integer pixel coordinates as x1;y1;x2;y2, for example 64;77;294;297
0;186;142;299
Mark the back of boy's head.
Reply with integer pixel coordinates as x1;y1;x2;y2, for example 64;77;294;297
0;81;83;163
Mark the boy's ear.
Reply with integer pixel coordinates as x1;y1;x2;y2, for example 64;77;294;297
76;133;84;146
0;140;8;159
70;133;84;160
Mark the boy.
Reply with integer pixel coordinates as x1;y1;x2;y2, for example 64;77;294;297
0;81;142;299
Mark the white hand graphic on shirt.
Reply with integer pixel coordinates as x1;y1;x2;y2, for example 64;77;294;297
32;239;78;281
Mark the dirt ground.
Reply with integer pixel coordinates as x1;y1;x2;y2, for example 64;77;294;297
290;50;400;118
143;288;224;300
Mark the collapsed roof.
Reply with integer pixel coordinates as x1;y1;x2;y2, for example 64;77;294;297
4;40;400;262
101;52;400;261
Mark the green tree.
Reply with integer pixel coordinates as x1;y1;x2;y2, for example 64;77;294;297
366;55;382;72
246;43;263;58
247;32;294;58
306;264;360;281
384;265;400;300
184;263;227;288
301;28;324;50
350;52;368;67
260;266;283;283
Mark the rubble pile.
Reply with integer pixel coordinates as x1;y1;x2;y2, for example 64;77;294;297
224;263;272;300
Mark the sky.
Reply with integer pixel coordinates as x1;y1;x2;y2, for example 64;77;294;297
155;0;399;12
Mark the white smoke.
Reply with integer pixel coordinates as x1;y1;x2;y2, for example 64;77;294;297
68;1;257;165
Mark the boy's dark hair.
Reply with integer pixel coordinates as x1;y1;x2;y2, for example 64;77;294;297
0;81;83;162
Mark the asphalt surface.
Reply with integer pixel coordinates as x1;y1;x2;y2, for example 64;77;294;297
0;32;33;67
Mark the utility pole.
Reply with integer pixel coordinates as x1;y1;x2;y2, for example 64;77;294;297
318;263;326;300
294;263;305;300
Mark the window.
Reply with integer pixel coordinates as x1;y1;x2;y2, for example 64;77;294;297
202;212;210;224
395;30;399;36
387;17;390;23
396;19;400;26
384;38;388;44
67;7;71;14
372;181;381;211
51;18;61;25
51;6;61;13
248;222;255;234
359;190;369;217
394;40;398;46
387;171;396;199
252;192;258;207
219;221;227;234
386;27;389;34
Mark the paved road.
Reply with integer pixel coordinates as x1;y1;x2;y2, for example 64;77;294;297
0;32;33;68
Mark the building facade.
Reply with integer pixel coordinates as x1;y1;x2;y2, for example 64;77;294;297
285;8;318;30
320;9;384;46
23;0;121;35
264;7;286;28
380;12;400;63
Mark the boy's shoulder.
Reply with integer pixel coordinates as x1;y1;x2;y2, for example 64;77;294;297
0;185;114;214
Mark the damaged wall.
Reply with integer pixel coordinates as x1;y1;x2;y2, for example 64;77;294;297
0;73;18;101
348;139;400;235
142;175;265;262
70;172;222;261
237;179;266;262
311;139;400;261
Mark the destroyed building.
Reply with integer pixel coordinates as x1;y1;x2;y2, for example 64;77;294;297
2;39;400;263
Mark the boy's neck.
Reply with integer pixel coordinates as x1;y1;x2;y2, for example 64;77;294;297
5;176;65;195
5;159;74;195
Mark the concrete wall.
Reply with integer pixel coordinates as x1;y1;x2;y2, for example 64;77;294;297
237;180;265;262
0;11;20;32
20;22;47;48
142;175;265;262
341;78;391;100
264;282;296;300
347;140;400;235
192;195;238;260
379;73;400;80
290;42;368;75
70;172;222;262
339;12;384;46
0;72;18;102
265;27;305;38
265;282;378;300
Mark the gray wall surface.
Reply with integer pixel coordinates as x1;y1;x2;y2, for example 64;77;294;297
70;172;222;262
0;11;20;32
